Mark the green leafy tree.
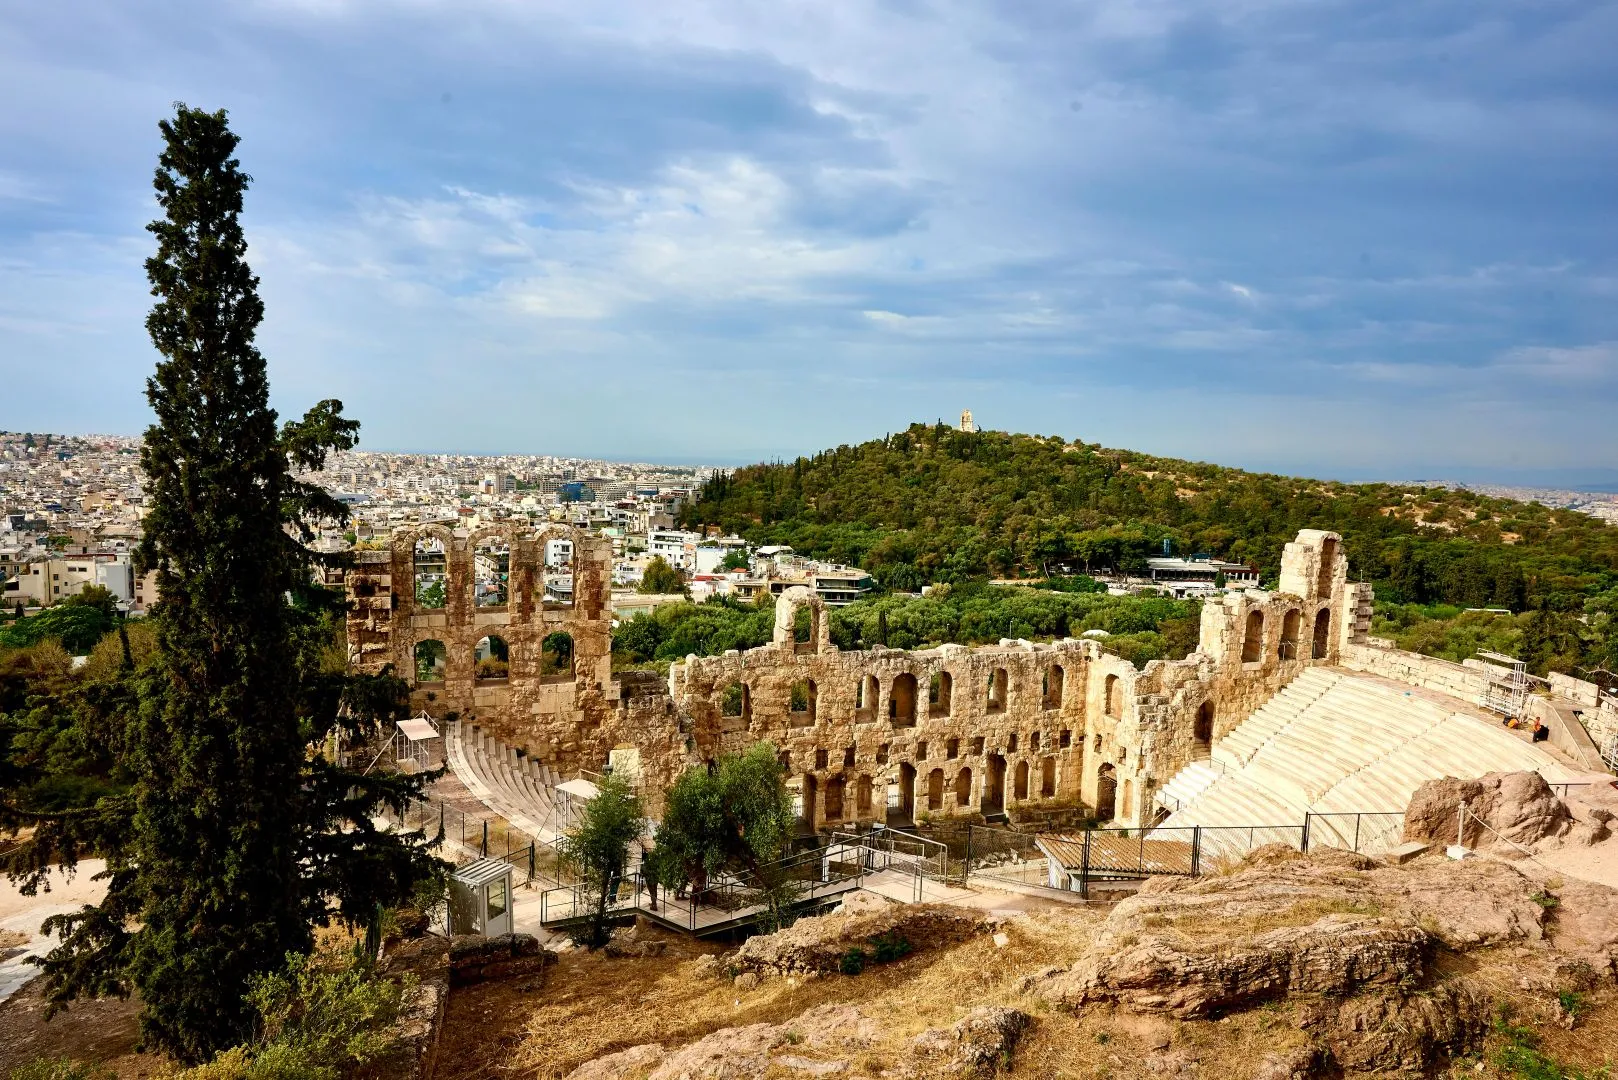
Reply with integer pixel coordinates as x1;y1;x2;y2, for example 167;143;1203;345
720;549;751;571
639;556;687;595
1;105;443;1063
554;773;645;948
648;743;798;926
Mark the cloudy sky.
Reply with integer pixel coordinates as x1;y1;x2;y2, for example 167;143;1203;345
3;1;1616;483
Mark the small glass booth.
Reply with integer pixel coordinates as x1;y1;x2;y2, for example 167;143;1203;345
449;858;514;937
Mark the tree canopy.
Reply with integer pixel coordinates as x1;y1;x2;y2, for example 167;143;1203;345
0;105;442;1063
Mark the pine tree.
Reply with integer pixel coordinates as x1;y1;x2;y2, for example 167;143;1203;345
2;105;442;1063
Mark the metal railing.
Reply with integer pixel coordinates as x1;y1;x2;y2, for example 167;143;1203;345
375;791;570;888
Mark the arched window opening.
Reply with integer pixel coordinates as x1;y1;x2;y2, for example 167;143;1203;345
929;671;953;718
1096;763;1117;820
890;673;917;727
542;537;574;608
1241;610;1265;664
413;537;446;610
801;774;817;828
789;679;818;725
1008;733;1019;752
1103;674;1120;718
1043;665;1064;710
985;754;1006;814
539;631;574;682
1040;756;1056;798
1193;702;1214;758
1312;608;1332;659
1316;537;1338;597
414;639;446;684
986;668;1008;713
954;767;973;808
945;738;959;760
856;775;873;816
475;635;509;681
824;776;845;822
1030;731;1041;751
473;537;509;609
856;674;879;721
1279;609;1301;660
898;763;916;821
720;681;749;731
1014;760;1030;801
927;769;945;812
793;604;820;654
971;736;985;756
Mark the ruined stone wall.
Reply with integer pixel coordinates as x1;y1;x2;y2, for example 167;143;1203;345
346;527;1381;830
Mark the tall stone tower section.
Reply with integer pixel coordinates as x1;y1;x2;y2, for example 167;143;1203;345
1277;529;1369;663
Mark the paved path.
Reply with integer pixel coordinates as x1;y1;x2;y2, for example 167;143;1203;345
0;861;107;1006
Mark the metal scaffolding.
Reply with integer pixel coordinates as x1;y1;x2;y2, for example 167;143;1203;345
1477;651;1531;721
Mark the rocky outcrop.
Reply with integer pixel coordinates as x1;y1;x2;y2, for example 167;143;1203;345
908;1006;1031;1078
1028;845;1618;1072
1405;771;1572;849
375;935;450;1080
731;890;983;976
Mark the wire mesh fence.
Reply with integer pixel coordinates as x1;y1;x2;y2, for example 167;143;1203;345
374;791;571;888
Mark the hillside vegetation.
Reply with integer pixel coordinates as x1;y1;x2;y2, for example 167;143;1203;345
683;424;1618;676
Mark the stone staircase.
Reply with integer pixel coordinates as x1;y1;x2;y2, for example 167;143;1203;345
1158;668;1580;843
445;722;568;845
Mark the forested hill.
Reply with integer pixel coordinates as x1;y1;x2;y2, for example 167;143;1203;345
682;423;1618;609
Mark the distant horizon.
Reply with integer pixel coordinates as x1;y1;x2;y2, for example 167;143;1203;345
10;423;1618;498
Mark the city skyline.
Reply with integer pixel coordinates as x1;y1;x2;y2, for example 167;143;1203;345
3;1;1616;483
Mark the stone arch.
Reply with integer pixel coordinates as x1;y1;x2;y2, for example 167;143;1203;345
411;531;451;611
774;586;828;654
954;767;973;808
929;670;953;718
474;633;509;681
1280;608;1301;660
1316;536;1338;597
890;672;918;727
1013;760;1029;801
1241;609;1265;663
720;681;750;732
789;678;817;725
539;630;574;682
984;754;1006;814
1104;674;1120;718
1096;763;1117;820
1040;756;1056;798
414;638;446;684
986;668;1008;713
927;768;945;812
1193;701;1214;758
1043;664;1064;710
536;526;580;608
1312;607;1332;659
468;525;519;611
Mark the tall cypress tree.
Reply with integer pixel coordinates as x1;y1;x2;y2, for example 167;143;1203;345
2;105;442;1063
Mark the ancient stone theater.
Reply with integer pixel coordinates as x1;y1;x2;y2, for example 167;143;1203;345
343;527;1613;833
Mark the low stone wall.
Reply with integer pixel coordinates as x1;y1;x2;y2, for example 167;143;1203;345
448;932;556;986
1339;640;1488;703
378;936;450;1080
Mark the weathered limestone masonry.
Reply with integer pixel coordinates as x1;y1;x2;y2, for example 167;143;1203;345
346;528;1372;830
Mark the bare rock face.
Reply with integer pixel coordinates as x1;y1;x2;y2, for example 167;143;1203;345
732;891;983;976
560;1004;880;1080
1404;771;1573;850
1034;847;1598;1071
1250;1046;1332;1080
907;1007;1031;1078
448;932;556;986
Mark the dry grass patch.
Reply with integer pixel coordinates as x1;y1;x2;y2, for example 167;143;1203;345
1148;896;1382;940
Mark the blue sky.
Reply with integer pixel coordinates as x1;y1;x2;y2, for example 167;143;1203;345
2;1;1616;484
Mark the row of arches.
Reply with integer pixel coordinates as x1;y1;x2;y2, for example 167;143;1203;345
413;632;576;684
803;755;1063;826
412;535;579;613
721;663;1074;730
1241;607;1332;664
